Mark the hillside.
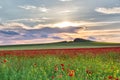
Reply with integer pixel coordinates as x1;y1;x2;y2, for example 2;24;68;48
0;40;120;50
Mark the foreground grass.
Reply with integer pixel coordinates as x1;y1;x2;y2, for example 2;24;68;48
0;53;120;80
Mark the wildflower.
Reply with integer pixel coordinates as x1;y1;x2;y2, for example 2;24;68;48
51;76;54;79
108;75;113;79
3;59;7;63
115;78;119;80
61;64;64;67
68;70;75;77
54;67;58;72
62;67;65;71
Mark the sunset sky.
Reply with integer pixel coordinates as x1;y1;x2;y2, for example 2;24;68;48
0;0;120;45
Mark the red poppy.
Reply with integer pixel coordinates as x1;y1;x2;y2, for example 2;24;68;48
51;76;54;79
108;76;113;79
61;64;64;67
3;59;7;63
68;70;75;77
62;67;65;71
54;67;58;72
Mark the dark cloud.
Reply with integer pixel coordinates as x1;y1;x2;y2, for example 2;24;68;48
52;36;62;40
0;30;19;35
40;34;48;38
0;26;83;41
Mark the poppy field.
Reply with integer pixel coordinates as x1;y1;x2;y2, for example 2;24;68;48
0;47;120;80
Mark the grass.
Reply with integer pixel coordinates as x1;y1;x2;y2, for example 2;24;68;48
0;53;120;80
0;41;120;50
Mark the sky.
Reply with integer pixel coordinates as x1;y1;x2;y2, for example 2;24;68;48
0;0;120;45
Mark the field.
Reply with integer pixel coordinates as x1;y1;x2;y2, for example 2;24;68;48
0;47;120;80
0;41;120;50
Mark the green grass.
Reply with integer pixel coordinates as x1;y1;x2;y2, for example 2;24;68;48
0;41;120;50
0;53;120;80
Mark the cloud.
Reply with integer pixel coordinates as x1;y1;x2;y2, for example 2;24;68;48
7;18;45;23
1;22;31;29
0;22;84;45
59;0;72;2
0;20;120;45
87;35;120;43
53;29;120;43
38;7;49;12
1;20;120;30
0;30;19;35
18;5;49;12
18;5;36;10
95;7;120;14
0;27;120;45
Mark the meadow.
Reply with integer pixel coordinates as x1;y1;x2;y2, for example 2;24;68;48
0;41;120;50
0;47;120;80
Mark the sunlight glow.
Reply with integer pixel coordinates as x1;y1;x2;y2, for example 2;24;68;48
54;21;79;28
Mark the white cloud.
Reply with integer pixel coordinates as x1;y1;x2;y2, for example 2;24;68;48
59;0;72;2
0;22;31;30
1;20;120;30
95;7;120;14
18;5;49;12
7;18;45;23
19;5;36;10
38;7;49;12
41;17;51;20
0;22;52;30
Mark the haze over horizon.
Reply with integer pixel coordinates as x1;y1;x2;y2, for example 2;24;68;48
0;0;120;45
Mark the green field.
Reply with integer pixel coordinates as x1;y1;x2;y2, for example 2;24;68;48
0;41;120;50
0;53;120;80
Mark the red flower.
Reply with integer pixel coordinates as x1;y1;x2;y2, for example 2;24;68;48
61;64;64;67
115;78;119;80
3;59;7;63
68;70;75;77
54;67;58;72
51;76;54;79
108;76;113;79
62;67;65;71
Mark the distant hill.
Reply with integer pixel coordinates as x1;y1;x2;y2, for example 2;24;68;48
0;38;120;50
73;38;93;42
